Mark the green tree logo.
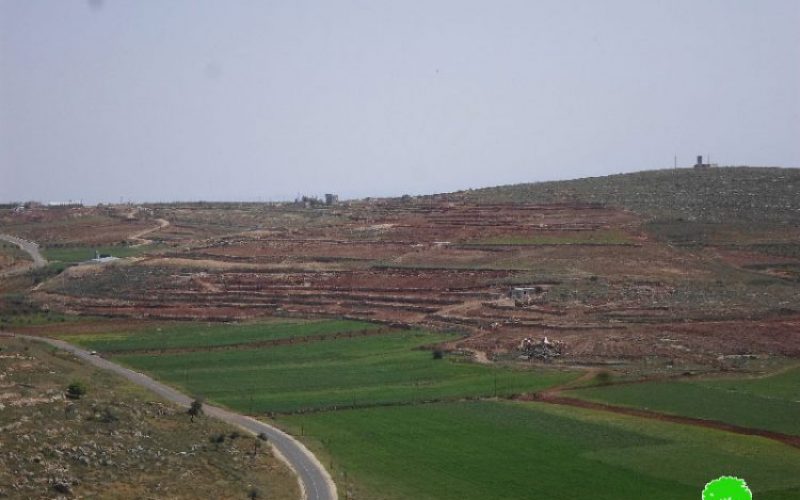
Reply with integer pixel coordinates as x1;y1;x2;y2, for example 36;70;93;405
702;476;752;500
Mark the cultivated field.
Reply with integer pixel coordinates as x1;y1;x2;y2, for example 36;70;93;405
61;319;375;353
77;321;575;414
0;208;158;246
281;402;800;500
49;318;800;499
42;245;157;265
570;367;800;435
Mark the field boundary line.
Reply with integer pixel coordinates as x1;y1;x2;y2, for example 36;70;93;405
530;392;800;449
100;326;395;355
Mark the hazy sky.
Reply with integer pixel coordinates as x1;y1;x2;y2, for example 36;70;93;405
2;1;799;203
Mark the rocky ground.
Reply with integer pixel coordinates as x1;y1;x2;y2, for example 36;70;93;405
0;336;298;499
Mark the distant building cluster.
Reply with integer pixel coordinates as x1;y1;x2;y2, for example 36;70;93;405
294;193;340;208
6;200;84;214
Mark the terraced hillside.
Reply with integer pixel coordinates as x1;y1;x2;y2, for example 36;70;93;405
2;167;796;375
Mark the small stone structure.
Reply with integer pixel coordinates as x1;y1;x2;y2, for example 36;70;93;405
511;286;546;306
518;336;563;361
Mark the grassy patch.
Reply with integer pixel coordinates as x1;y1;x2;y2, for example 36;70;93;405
64;319;379;352
281;401;800;500
42;244;156;264
467;230;633;246
0;293;75;328
113;329;576;413
703;367;800;402
570;368;800;436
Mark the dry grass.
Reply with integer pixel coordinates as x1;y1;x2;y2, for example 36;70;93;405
0;336;299;499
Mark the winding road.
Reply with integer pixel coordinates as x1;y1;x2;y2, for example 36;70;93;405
129;218;170;246
0;233;48;277
17;334;337;500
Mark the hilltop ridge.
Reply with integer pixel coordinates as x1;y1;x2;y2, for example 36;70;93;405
450;166;800;224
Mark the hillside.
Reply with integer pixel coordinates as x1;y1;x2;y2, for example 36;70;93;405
0;336;299;499
4;167;800;500
454;167;800;224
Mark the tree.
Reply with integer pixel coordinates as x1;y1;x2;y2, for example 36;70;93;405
188;398;204;422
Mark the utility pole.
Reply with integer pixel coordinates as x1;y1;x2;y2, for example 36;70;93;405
493;345;498;398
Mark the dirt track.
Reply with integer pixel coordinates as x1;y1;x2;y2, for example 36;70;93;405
0;233;47;277
129;218;170;246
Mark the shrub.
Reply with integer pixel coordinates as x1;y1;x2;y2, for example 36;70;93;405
96;407;119;423
432;349;444;360
66;381;87;399
594;371;613;385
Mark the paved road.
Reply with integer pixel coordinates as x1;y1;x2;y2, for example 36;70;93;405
0;234;47;277
17;334;337;500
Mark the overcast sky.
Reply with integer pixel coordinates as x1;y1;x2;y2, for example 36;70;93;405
1;1;799;203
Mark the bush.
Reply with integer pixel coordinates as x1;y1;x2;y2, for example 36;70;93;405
594;371;613;385
432;349;444;360
96;407;118;423
66;381;87;399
